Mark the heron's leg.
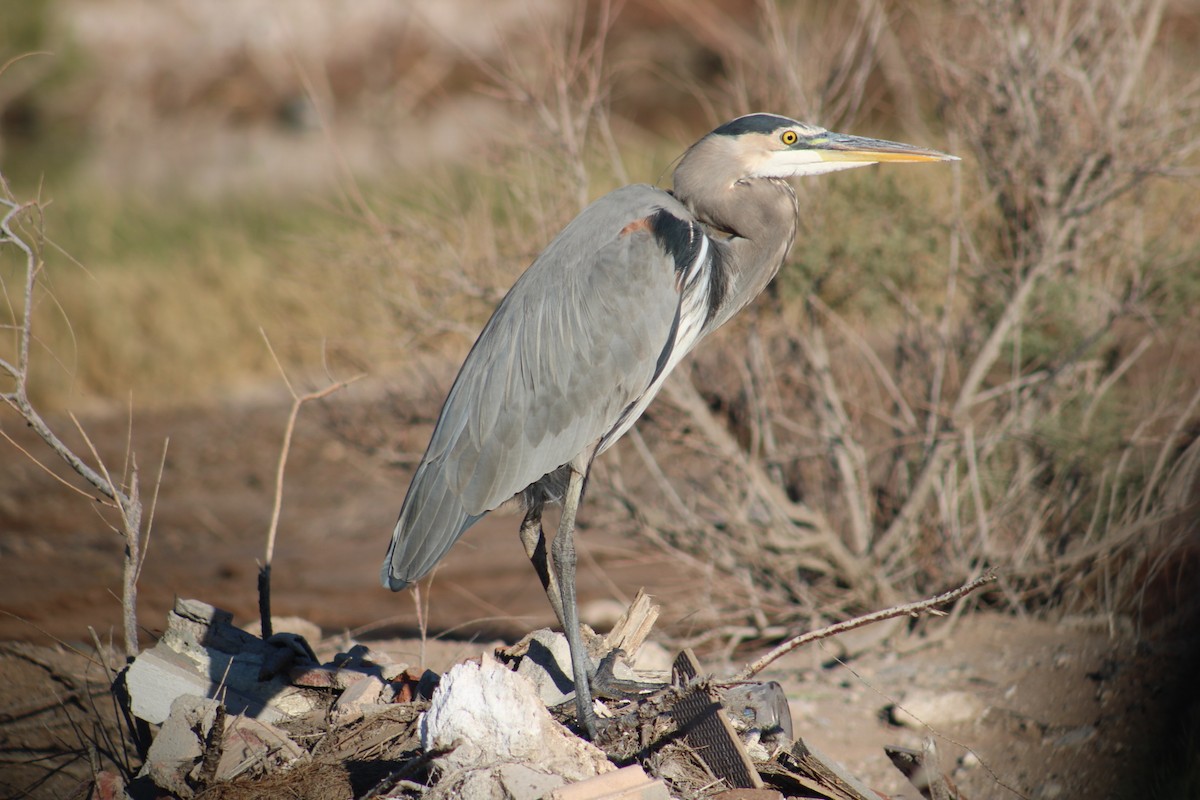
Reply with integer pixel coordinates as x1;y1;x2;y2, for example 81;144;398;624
551;467;597;739
518;505;565;628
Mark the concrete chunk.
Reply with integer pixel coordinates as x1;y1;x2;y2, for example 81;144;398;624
137;693;303;796
126;599;319;725
126;649;217;726
331;675;385;725
515;629;576;706
421;655;612;782
139;694;216;797
496;763;568;799
165;598;261;656
434;763;567;800
126;647;293;725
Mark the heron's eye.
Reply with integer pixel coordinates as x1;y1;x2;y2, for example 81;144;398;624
780;130;799;146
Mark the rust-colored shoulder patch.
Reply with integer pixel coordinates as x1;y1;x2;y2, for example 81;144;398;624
619;217;652;236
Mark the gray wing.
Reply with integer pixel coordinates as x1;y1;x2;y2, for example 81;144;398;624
382;184;704;589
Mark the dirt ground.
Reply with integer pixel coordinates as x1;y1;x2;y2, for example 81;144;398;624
1;389;1197;798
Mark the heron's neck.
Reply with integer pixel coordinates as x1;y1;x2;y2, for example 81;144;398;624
682;178;798;333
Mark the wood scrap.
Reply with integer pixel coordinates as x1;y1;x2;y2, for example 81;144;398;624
603;589;661;662
759;737;885;800
885;739;965;800
550;764;671;800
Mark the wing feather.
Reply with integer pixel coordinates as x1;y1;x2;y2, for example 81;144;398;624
382;184;698;589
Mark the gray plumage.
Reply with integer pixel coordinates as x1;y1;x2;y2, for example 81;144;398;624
383;186;688;585
380;113;956;736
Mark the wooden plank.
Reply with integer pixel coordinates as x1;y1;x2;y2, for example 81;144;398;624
551;764;671;800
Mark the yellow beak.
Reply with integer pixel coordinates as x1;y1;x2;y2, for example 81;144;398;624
814;132;959;164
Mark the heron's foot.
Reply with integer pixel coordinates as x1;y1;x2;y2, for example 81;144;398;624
590;648;667;701
576;701;599;740
558;651;664;741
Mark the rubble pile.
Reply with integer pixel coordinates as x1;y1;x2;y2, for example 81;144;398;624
106;596;955;799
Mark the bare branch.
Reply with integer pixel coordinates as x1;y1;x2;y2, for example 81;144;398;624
1;188;151;659
257;329;364;637
260;331;366;567
736;572;997;681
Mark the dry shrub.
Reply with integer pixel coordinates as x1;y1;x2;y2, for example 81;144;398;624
917;0;1200;616
579;0;1200;634
661;0;916;131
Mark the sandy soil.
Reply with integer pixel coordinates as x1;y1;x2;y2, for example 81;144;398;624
1;392;1196;798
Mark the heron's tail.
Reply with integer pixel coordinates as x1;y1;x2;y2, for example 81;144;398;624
381;460;482;591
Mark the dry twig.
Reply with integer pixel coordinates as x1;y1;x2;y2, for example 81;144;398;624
736;572;997;681
257;328;365;638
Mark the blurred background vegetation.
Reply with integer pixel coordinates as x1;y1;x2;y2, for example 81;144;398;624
2;0;1199;631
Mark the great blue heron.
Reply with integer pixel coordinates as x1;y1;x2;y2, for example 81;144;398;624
382;113;956;737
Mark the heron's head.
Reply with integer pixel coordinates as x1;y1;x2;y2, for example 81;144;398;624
679;113;958;187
